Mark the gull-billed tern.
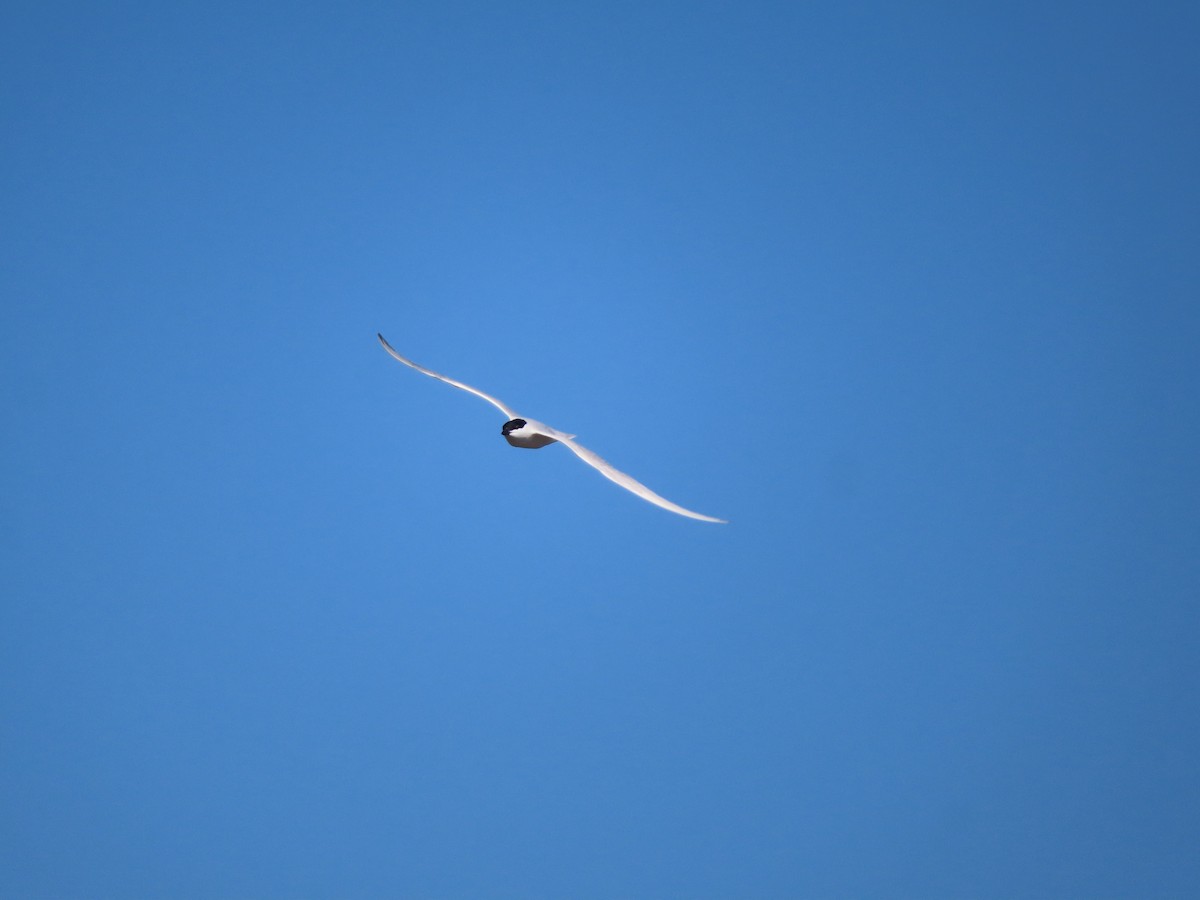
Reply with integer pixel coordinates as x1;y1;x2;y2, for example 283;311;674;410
377;333;726;523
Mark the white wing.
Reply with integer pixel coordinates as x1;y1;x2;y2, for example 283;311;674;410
555;434;727;523
377;333;518;419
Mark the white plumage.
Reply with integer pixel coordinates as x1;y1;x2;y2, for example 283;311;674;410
377;333;726;523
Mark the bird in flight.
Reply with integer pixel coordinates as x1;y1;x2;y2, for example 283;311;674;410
377;333;727;523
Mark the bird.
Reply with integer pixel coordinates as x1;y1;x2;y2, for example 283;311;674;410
377;333;727;523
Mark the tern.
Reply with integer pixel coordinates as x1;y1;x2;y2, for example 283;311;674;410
377;333;726;523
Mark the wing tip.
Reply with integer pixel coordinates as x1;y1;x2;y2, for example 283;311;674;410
376;332;405;362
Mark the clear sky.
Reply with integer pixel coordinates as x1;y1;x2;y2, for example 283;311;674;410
3;1;1198;897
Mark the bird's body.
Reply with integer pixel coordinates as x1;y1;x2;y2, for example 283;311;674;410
377;333;726;523
501;418;562;449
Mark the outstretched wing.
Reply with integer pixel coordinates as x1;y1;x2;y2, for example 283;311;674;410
556;435;727;523
377;333;518;419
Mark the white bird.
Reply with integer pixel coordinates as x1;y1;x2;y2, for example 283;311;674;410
377;333;727;523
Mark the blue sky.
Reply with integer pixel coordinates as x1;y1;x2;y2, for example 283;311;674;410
2;1;1198;897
